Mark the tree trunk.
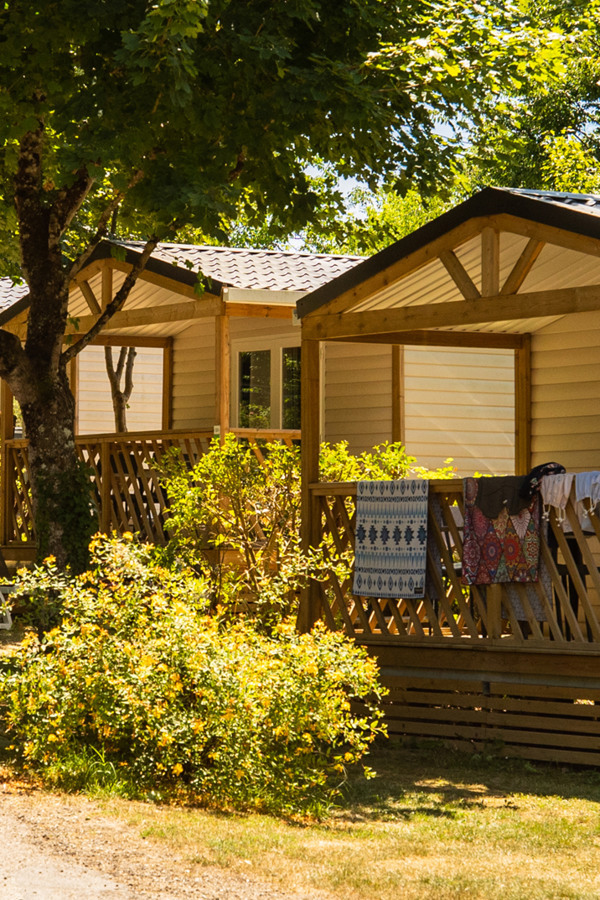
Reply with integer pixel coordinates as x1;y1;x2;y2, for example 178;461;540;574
105;345;136;432
17;362;97;572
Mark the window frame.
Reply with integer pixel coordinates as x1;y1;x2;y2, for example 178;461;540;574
231;335;301;430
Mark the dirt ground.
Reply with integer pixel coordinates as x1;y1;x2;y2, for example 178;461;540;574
0;781;320;900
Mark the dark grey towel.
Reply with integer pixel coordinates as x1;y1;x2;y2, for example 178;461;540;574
475;476;529;520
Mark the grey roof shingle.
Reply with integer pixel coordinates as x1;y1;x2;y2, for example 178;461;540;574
118;241;362;292
0;278;27;313
0;245;362;321
502;187;600;217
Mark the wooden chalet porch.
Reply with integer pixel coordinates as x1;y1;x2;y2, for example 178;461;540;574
296;189;600;765
0;426;300;560
305;479;600;765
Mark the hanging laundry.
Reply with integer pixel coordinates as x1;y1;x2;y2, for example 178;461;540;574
353;479;429;600
475;475;529;519
575;471;600;525
520;461;566;504
462;476;541;585
540;472;574;524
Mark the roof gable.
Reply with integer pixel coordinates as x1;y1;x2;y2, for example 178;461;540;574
297;186;600;321
0;243;363;328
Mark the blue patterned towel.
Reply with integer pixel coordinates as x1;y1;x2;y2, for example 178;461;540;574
353;479;429;599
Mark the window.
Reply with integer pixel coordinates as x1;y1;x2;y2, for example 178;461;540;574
239;349;271;428
282;346;301;429
233;340;301;430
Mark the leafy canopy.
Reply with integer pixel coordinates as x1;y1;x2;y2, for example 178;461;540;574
0;0;565;275
463;0;600;193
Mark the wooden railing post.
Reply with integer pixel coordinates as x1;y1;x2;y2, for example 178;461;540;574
515;335;531;473
391;345;404;444
487;584;503;640
298;338;321;633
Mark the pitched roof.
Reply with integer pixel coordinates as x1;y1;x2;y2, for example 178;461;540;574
296;186;600;318
0;243;362;325
115;241;362;293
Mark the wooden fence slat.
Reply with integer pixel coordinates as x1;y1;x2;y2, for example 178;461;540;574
562;501;600;642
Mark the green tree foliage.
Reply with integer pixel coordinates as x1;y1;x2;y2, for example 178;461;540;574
0;0;564;568
296;186;452;255
463;1;600;192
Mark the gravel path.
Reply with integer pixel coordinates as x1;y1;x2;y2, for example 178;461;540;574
0;784;319;900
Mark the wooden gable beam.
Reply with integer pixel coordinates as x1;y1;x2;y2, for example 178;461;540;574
65;294;224;335
303;212;600;325
302;216;488;319
337;330;525;349
225;301;294;319
501;238;545;295
439;249;480;300
495;213;600;260
73;257;203;302
481;227;500;297
76;280;101;314
102;267;113;309
303;282;600;340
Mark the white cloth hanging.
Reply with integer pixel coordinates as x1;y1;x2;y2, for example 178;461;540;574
540;473;574;524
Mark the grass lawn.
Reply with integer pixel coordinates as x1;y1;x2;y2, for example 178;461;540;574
92;741;600;900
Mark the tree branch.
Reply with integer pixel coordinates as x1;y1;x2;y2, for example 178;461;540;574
49;167;95;246
62;236;158;365
68;168;145;281
123;346;136;402
0;328;29;383
115;345;128;383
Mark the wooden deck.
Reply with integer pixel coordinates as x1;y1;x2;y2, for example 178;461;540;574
1;427;300;555
307;479;600;765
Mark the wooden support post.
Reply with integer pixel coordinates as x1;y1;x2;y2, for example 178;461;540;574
0;380;14;547
101;266;113;309
391;345;404;444
515;335;531;474
162;339;173;431
215;312;230;443
298;338;321;633
481;227;500;297
69;356;79;435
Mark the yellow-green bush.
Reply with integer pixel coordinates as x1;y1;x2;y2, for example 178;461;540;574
158;435;455;626
1;536;386;816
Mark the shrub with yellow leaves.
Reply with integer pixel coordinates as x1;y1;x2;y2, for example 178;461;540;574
1;537;386;817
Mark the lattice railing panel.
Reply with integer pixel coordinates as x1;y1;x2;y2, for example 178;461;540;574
3;428;299;546
312;480;600;649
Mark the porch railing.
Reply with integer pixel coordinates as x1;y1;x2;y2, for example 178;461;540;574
312;479;600;651
2;427;301;550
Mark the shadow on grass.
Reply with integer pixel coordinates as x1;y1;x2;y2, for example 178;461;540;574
335;738;600;824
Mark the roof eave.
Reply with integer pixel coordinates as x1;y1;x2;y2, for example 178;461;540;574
295;186;600;319
84;241;225;297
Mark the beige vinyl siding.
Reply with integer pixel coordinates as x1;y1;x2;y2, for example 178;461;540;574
229;318;298;342
403;347;515;475
531;310;600;471
171;316;300;431
324;343;514;472
171;319;216;429
324;343;393;452
77;345;163;434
